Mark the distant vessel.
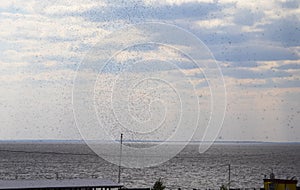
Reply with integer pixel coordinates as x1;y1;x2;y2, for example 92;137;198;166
263;172;298;190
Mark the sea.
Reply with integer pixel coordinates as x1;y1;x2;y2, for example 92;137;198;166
0;142;299;189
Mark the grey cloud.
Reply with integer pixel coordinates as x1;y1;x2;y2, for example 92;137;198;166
213;44;299;62
226;61;258;68
238;77;300;89
222;67;291;79
261;16;300;47
277;63;300;70
278;0;300;9
276;79;300;88
46;1;226;23
234;8;264;26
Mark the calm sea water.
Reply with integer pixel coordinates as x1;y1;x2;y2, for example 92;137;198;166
0;143;299;189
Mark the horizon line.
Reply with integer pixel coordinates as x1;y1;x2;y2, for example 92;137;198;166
0;139;299;144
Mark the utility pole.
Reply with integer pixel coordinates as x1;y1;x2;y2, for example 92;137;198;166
118;133;123;184
228;164;231;190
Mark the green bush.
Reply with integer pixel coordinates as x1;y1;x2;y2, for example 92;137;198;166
220;184;228;190
152;178;166;190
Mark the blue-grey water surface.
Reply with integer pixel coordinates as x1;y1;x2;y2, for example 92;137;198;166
0;143;299;189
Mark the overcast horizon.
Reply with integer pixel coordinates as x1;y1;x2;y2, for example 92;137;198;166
1;0;300;143
0;139;300;142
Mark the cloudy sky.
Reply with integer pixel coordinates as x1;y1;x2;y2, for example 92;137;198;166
0;0;299;142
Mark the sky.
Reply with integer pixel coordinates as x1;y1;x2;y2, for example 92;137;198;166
0;0;299;142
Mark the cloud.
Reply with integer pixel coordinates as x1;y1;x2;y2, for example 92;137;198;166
222;67;290;79
233;8;264;26
0;0;37;14
55;1;225;23
195;18;234;29
277;63;300;70
261;15;300;47
0;0;300;141
213;43;299;62
278;0;300;9
144;0;217;5
226;61;258;68
274;78;300;88
42;1;106;15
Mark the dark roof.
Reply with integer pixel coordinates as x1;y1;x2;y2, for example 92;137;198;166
264;178;298;184
0;179;123;189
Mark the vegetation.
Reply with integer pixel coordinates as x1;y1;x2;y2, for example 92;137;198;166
152;178;166;190
220;184;228;190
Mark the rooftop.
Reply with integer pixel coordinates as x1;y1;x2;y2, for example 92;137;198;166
263;178;298;184
0;178;123;189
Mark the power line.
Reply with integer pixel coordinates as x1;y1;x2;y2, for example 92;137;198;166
0;149;97;157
